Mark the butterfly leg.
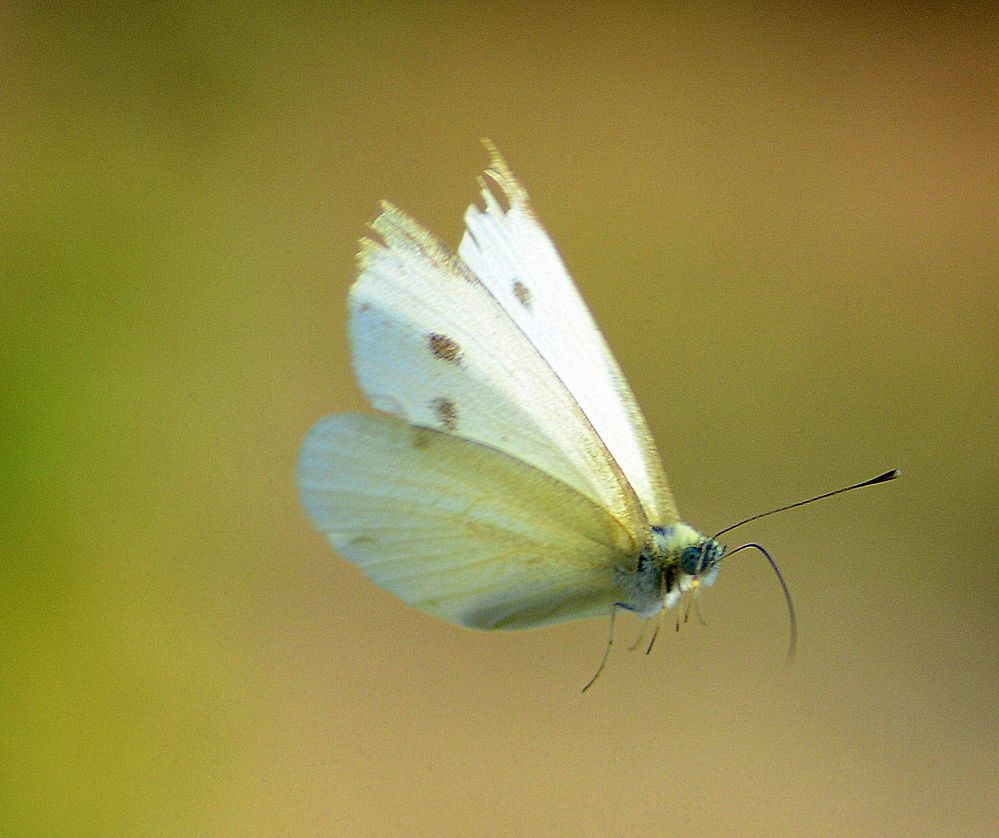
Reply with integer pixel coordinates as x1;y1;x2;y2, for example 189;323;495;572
627;618;652;652
692;588;708;626
581;604;621;693
645;606;668;654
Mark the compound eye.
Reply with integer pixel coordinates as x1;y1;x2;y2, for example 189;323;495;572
680;545;702;575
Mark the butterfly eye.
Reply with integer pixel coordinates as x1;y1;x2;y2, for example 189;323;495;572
680;545;703;575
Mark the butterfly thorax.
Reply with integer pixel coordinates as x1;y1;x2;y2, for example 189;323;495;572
613;523;724;617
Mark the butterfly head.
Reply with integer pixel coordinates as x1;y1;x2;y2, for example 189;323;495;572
648;524;724;579
679;539;724;580
639;524;725;605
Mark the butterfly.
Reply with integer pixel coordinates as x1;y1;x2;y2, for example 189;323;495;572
297;142;897;688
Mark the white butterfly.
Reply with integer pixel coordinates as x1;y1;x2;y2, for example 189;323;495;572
298;142;895;686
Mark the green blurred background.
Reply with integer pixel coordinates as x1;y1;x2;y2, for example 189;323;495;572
4;4;997;836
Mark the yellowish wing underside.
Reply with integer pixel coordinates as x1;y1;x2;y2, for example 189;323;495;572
297;414;634;630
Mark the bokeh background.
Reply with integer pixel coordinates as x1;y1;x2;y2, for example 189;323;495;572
4;4;997;836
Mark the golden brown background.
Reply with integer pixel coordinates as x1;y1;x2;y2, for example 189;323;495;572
4;4;997;836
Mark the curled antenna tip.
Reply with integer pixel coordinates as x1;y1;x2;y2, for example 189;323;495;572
727;542;797;666
785;621;798;666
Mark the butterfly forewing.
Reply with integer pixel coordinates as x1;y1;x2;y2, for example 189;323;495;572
458;146;677;525
351;201;647;530
298;414;632;629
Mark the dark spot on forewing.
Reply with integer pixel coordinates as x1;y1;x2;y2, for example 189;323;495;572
431;396;458;431
428;333;462;364
512;279;531;308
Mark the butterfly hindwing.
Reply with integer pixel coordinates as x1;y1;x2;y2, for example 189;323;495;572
298;414;633;629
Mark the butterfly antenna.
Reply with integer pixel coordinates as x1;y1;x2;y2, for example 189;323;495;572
582;605;619;693
710;469;900;541
727;543;798;663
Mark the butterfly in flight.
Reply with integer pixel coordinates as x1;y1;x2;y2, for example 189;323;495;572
298;142;897;689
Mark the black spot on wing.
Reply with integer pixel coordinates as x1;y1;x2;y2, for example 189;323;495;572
428;333;462;364
512;279;532;308
431;396;459;431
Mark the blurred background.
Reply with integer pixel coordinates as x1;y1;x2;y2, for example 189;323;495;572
4;3;997;836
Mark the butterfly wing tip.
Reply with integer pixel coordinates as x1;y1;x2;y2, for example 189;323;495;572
477;145;528;211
